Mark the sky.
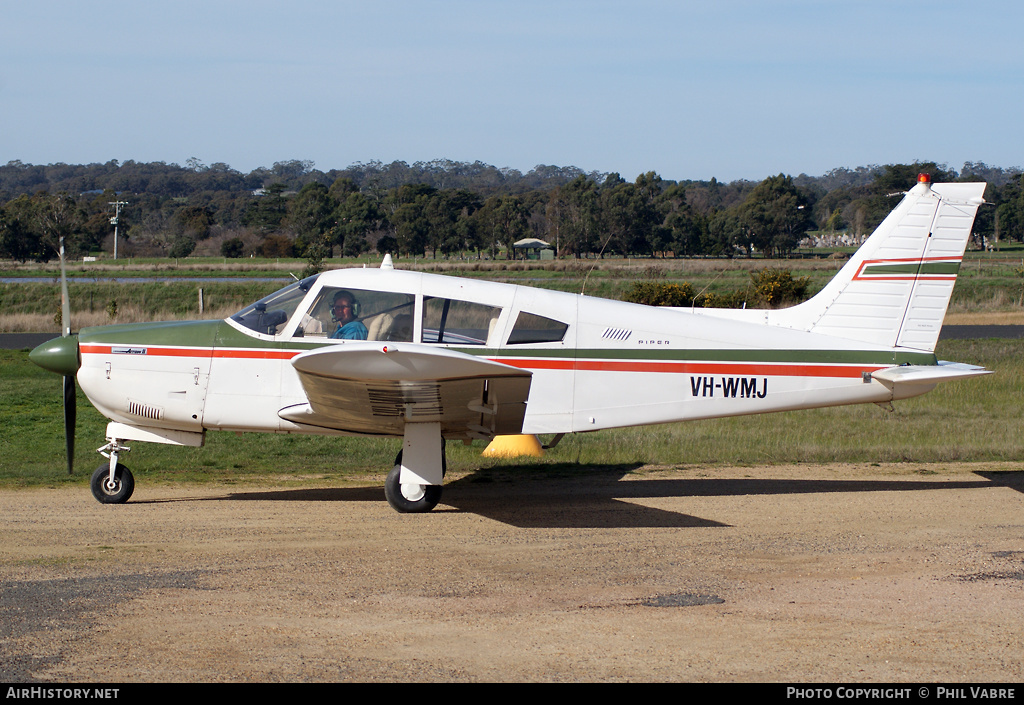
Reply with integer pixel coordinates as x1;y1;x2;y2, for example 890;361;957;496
2;0;1022;183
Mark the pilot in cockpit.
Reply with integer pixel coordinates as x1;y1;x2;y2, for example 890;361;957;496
330;290;368;340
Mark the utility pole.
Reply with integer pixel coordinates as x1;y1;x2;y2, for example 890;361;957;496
109;200;128;259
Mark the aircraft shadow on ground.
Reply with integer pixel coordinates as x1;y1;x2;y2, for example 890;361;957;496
203;466;1023;530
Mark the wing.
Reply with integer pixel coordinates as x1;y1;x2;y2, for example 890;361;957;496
279;342;532;439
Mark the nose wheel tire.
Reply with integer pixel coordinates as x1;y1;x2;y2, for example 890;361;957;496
384;450;443;513
90;463;135;504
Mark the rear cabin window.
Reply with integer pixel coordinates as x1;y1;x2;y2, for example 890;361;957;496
421;297;501;346
507;312;568;344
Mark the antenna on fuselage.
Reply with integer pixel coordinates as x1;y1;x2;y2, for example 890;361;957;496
380;253;394;270
580;233;615;296
691;268;730;311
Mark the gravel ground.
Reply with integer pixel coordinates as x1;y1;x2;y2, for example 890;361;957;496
1;462;1023;683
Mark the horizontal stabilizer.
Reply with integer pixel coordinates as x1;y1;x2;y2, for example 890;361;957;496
871;361;990;399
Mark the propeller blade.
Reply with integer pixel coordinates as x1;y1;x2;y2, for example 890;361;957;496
63;374;76;475
60;235;70;337
61;235;74;474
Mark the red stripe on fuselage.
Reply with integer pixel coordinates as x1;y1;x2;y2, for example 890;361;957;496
80;344;301;360
79;344;881;379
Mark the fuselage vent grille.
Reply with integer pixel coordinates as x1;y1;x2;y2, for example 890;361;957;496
126;399;164;420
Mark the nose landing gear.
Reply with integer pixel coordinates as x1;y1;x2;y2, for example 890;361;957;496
91;439;134;504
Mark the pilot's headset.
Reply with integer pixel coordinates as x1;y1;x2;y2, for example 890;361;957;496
331;291;361;322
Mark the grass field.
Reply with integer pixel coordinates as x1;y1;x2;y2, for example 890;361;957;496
3;251;1023;332
1;338;1019;491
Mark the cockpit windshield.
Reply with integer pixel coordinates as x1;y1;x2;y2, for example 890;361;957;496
230;274;319;335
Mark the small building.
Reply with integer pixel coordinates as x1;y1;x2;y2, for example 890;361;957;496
513;238;554;260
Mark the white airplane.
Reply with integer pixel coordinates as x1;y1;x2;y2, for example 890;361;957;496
30;175;990;513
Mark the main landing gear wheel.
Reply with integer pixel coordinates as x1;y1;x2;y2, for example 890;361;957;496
90;463;135;504
384;450;444;513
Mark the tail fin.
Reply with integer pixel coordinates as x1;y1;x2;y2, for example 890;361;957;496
773;176;986;352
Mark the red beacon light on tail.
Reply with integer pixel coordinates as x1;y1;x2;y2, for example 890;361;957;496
918;173;931;184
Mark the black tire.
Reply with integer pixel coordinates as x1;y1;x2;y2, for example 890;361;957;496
384;450;443;513
90;463;135;504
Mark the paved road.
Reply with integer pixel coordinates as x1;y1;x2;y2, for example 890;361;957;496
939;325;1024;339
2;326;1023;351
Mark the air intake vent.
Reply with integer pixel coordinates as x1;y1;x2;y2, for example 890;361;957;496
126;399;164;420
602;327;632;341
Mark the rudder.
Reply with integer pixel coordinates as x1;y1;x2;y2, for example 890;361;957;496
773;175;986;352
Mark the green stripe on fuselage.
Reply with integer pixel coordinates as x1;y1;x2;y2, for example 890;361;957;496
79;320;324;351
78;319;939;367
79;319;224;347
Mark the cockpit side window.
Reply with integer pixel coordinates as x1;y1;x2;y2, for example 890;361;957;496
421;297;501;346
507;311;568;344
299;287;415;341
230;274;319;336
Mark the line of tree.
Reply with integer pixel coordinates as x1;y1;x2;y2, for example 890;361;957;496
1;158;1021;264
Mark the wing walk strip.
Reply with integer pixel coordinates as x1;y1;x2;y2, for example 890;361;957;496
80;344;888;379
